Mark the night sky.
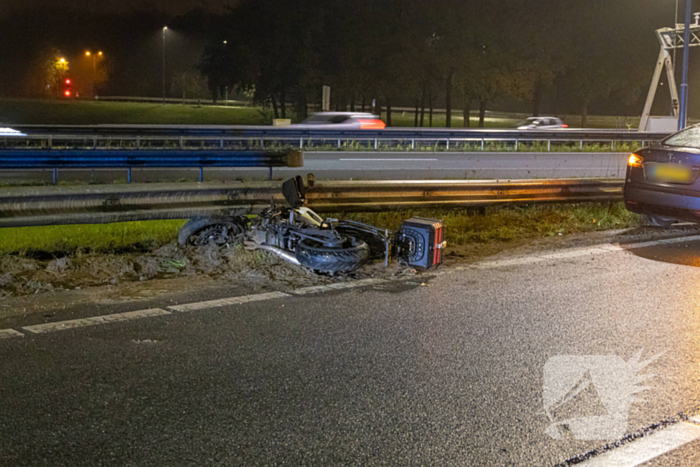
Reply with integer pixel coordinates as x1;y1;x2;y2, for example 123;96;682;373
5;0;238;14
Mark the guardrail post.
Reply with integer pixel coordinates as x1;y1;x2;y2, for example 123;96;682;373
136;137;140;149
446;139;450;150
548;140;551;152
411;138;415;150
260;137;264;149
220;137;224;149
515;139;518;151
611;140;614;151
580;140;583;150
93;136;97;149
180;136;184;149
300;137;303;149
269;166;273;181
338;138;341;149
374;138;378;150
199;167;203;182
52;168;57;185
127;167;132;184
481;138;485;151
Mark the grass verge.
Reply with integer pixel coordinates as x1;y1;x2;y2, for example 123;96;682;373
0;203;639;258
0;220;187;257
334;202;641;245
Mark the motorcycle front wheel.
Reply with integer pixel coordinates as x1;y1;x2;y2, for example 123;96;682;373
295;238;370;273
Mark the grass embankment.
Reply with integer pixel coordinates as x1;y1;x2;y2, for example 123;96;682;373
0;98;643;129
0;203;639;257
0;99;269;125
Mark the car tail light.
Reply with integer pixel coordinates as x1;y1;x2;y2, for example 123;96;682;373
628;154;644;167
359;119;386;130
561;124;569;128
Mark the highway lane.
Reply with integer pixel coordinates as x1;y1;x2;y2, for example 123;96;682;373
1;236;700;465
0;151;629;184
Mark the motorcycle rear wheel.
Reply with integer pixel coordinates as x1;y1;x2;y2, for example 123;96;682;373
295;238;370;273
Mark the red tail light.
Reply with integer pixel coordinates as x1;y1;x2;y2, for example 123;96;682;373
359;119;386;130
561;124;569;128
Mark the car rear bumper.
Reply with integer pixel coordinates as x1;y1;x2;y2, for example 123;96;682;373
624;183;700;221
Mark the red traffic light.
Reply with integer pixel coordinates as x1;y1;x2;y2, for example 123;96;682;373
65;79;71;85
64;90;71;97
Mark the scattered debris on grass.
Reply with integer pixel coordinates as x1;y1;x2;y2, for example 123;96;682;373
0;202;652;299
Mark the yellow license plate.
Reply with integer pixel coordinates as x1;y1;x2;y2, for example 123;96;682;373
648;164;693;183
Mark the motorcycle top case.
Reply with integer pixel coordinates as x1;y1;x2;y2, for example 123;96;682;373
396;217;445;269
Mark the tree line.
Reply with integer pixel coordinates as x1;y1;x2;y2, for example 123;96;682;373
0;1;675;126
199;0;658;127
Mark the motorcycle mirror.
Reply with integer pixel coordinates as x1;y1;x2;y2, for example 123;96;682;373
281;176;306;208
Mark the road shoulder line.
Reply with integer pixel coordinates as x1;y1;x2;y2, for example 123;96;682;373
577;420;700;466
0;329;24;339
22;308;171;334
292;278;388;295
168;291;289;312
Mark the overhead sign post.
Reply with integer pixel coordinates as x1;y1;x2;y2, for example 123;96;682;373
680;0;693;130
639;8;700;132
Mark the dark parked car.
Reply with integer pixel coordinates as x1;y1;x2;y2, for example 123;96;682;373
624;125;700;226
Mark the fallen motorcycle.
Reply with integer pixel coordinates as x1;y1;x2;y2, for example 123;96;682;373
178;176;445;274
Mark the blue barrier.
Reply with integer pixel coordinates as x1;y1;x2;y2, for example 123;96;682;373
0;149;303;184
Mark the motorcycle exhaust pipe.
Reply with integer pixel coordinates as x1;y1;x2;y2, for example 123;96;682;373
246;242;301;266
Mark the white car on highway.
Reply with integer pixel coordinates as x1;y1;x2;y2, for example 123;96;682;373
0;125;26;137
516;117;568;130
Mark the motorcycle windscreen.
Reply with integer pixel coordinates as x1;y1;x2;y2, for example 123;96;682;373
281;176;306;208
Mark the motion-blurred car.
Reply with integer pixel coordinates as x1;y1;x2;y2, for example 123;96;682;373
624;124;700;226
291;112;386;130
516;117;568;130
0;125;26;137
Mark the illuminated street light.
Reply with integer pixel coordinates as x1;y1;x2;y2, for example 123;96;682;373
163;27;168;104
59;58;66;63
84;50;104;98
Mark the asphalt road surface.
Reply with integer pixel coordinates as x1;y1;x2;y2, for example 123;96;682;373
0;151;628;184
2;236;700;466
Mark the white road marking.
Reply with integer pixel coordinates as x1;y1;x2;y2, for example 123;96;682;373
469;235;700;271
168;291;289;312
578;421;700;466
22;308;171;334
293;278;388;295
339;158;439;162
0;329;24;339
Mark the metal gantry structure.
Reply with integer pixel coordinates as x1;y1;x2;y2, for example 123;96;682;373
639;12;700;132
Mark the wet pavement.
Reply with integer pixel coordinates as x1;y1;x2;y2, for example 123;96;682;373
1;236;700;466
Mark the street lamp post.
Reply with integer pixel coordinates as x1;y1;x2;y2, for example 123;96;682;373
85;51;103;98
162;26;168;104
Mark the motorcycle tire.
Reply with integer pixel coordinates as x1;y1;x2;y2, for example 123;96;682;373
335;225;387;260
295;238;370;273
178;217;247;246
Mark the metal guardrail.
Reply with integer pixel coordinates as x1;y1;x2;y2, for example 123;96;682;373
0;149;303;184
3;129;665;157
0;179;624;228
